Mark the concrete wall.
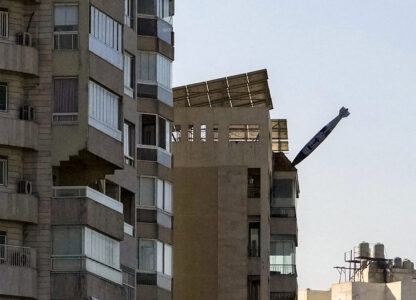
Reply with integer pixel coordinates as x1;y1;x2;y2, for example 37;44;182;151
0;193;38;224
298;289;331;300
0;264;37;299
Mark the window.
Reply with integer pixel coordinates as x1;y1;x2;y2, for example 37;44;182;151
139;114;171;152
157;179;172;213
213;124;219;142
139;177;156;207
53;78;78;122
88;81;121;141
137;0;173;24
248;276;260;300
171;125;181;142
188;125;194;141
124;121;135;166
0;157;7;186
90;6;123;69
54;4;78;50
200;125;206;142
0;231;6;262
0;231;5;244
124;0;133;27
137;52;172;89
248;222;260;257
124;53;135;96
0;83;7;111
0;9;8;38
155;241;172;276
273;179;293;198
248;168;260;198
270;236;296;275
141;114;156;146
139;239;156;272
229;124;260;142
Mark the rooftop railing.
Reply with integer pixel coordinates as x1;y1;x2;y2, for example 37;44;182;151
52;186;123;214
0;244;35;268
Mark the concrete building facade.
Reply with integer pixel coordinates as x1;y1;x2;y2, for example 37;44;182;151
0;0;174;299
172;70;299;300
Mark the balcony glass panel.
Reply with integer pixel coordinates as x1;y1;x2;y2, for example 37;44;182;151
270;236;296;275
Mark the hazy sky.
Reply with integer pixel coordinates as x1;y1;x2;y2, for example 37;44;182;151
173;0;416;290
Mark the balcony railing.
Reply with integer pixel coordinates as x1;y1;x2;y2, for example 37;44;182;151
247;186;261;198
271;207;296;218
52;186;123;213
270;264;297;276
0;244;33;268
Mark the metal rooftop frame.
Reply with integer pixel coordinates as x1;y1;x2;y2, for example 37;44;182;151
173;69;273;109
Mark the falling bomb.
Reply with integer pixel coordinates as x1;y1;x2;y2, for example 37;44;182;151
292;107;350;166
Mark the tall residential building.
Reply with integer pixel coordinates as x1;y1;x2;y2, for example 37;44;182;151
0;0;174;299
172;70;299;300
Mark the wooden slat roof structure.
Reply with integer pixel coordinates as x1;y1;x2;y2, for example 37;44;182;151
173;69;273;109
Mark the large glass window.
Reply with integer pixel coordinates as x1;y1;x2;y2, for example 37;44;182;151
88;81;121;141
0;9;8;38
0;157;7;186
270;236;296;275
124;53;135;95
141;114;157;146
53;78;78;122
139;239;156;272
54;4;78;50
124;121;135;166
139;177;156;207
157;179;172;213
0;83;7;111
124;0;133;27
90;6;122;51
248;222;260;257
137;52;172;89
274;179;293;198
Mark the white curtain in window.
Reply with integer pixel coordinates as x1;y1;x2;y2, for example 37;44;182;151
55;5;78;26
84;227;120;269
139;177;155;207
164;181;172;213
124;54;132;88
89;81;119;131
157;241;163;273
164;243;172;276
157;179;164;210
157;55;172;89
139;239;155;271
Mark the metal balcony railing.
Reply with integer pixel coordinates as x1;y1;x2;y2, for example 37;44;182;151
0;244;33;268
270;207;296;218
270;264;297;276
52;186;123;213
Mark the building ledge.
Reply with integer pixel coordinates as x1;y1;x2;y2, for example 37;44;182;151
270;271;297;293
0;192;38;224
0;43;39;76
0;118;38;150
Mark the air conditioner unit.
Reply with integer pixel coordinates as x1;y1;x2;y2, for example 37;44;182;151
20;105;35;121
18;180;32;195
16;32;32;47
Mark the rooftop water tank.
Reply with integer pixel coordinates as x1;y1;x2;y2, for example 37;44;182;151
358;242;370;258
393;257;402;268
403;259;412;270
373;243;385;259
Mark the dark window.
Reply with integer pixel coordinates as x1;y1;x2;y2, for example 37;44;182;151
248;168;261;198
248;222;260;257
137;148;157;161
248;276;260;300
121;188;134;225
137;84;157;99
124;121;135;165
159;117;166;149
0;9;8;38
137;18;157;36
137;0;156;15
0;231;6;244
105;180;120;201
0;83;7;111
274;179;293;198
53;78;78;121
141;114;156;145
0;231;6;261
0;157;7;186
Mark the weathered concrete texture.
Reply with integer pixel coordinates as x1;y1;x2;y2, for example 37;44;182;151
270;217;298;239
270;273;297;293
298;289;331;300
0;264;37;299
0;118;38;150
51;272;123;300
0;192;38;224
120;233;137;270
0;43;39;76
51;197;124;240
87;126;124;169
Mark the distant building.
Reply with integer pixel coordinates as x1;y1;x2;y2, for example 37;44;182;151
172;70;299;300
299;243;416;300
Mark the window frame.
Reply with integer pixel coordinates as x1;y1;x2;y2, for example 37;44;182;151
52;77;79;122
139;113;171;153
0;157;7;186
0;83;7;112
248;222;260;257
0;9;9;38
138;238;157;273
53;4;79;50
123;120;135;166
138;176;157;208
124;52;135;96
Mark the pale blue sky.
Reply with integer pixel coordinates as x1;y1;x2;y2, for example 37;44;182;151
173;0;416;290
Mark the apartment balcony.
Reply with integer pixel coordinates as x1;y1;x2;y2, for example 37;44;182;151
0;192;38;223
0;244;37;299
270;264;297;295
137;146;172;168
137;35;174;60
51;186;124;240
0;118;38;150
270;212;298;244
0;42;39;77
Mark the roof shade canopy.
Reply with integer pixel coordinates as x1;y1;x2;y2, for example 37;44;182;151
173;69;273;109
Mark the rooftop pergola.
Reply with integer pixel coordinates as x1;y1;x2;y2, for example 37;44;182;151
173;69;273;108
